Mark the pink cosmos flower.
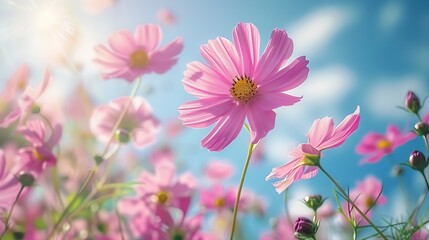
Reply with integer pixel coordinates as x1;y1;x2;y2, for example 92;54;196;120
0;149;20;211
266;106;360;193
0;68;51;128
203;160;235;181
345;175;386;225
200;184;236;212
0;64;29;101
93;24;183;82
90;96;160;148
149;146;174;166
179;22;309;151
15;119;61;176
356;124;414;164
157;9;177;25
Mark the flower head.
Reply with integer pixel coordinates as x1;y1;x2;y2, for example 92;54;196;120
266;106;360;193
90;96;160;148
179;22;309;151
93;24;183;82
346;175;386;225
356;124;414;164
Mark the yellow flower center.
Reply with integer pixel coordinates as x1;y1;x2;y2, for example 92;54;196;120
377;139;391;149
129;49;149;69
229;76;258;102
32;148;44;161
364;197;375;208
154;191;169;205
214;197;226;208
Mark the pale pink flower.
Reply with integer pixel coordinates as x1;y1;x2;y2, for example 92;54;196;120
0;149;20;211
413;228;429;240
157;9;177;25
149;146;174;166
0;68;51;128
179;22;309;151
200;184;236;211
16;119;61;176
345;175;386;225
90;96;160;148
0;64;29;101
93;24;183;82
356;124;414;164
266;106;360;193
260;217;294;240
203;160;234;181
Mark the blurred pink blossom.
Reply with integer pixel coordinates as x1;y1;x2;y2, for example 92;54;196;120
157;9;177;25
90;96;160;148
149;146;174;166
200;184;236;212
266;106;360;193
0;64;29;102
356;124;414;164
0;149;20;212
345;175;386;225
260;217;294;240
203;160;234;181
93;24;183;82
179;22;309;151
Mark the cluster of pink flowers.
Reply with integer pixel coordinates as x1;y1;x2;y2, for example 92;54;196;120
0;17;428;240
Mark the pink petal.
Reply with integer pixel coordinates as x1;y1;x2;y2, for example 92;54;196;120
251;92;302;111
200;37;240;82
306;117;335;148
134;24;161;52
182;61;230;99
246;107;275;144
232;22;260;77
318;106;360;150
149;37;183;74
0;64;29;101
108;29;137;55
255;28;293;83
201;106;245;151
301;166;318;179
0;108;21;128
178;98;233;128
131;128;157;148
0;149;5;178
355;133;385;154
359;153;384;165
259;56;309;93
204;160;235;181
36;68;51;98
94;45;127;63
155;162;175;187
272;165;304;193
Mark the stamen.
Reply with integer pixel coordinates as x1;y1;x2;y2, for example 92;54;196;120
129;49;149;69
229;75;258;102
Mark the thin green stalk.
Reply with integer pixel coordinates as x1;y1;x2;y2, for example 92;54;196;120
229;142;255;240
317;164;387;240
420;171;429;191
0;185;25;239
423;135;429;153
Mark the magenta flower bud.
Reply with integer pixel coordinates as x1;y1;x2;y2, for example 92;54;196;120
294;217;317;238
17;171;35;187
414;122;429;136
405;91;421;114
409;151;427;171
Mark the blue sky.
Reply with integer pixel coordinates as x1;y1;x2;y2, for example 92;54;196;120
1;0;429;238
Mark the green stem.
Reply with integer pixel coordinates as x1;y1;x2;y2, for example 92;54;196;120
423;135;429;153
420;171;429;191
316;164;387;240
229;142;255;240
0;185;25;240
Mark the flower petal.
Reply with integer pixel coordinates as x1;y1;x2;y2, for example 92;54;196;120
134;24;161;52
178;97;232;128
258;56;309;93
251;92;302;111
232;22;260;77
201;106;245;151
255;28;293;83
108;29;137;55
149;37;183;74
306;117;335;149
200;37;240;81
246;107;275;144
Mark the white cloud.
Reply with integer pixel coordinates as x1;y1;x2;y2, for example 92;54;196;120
288;6;352;56
265;135;298;164
378;1;403;32
367;76;428;119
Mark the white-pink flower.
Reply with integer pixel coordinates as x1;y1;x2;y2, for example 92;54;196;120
266;106;360;193
90;96;160;148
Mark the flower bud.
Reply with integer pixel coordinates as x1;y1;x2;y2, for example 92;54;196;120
294;217;317;239
114;129;130;144
414;122;429;136
405;91;421;114
17;172;35;187
31;104;41;114
303;194;325;212
409;150;427;171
